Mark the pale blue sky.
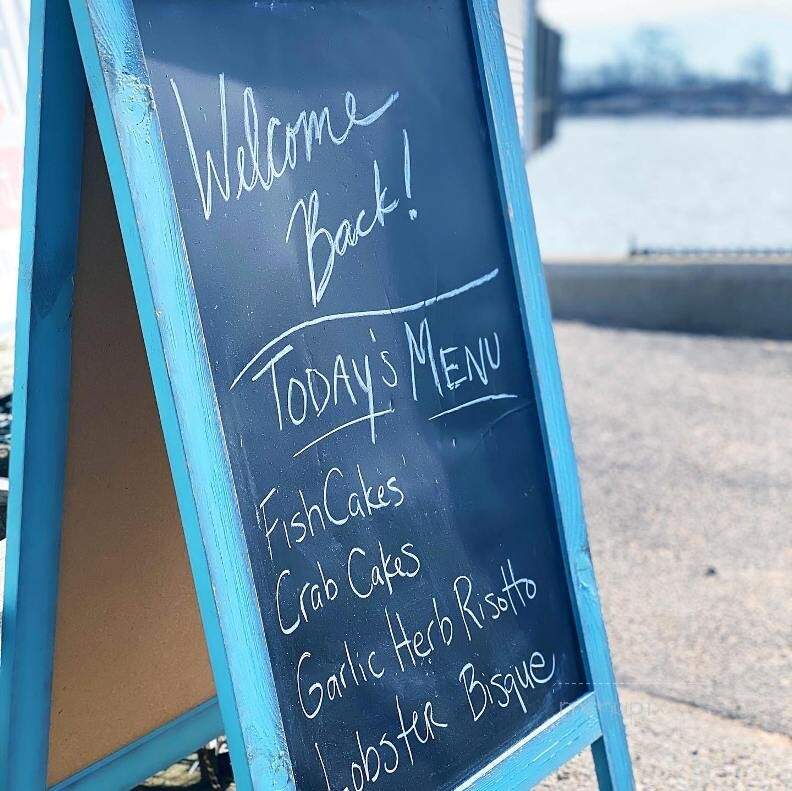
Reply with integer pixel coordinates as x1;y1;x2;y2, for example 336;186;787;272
539;0;792;87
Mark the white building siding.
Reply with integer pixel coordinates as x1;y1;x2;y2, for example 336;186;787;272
0;0;28;332
497;0;535;150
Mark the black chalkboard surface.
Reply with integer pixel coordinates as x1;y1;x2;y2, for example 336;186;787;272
135;1;587;787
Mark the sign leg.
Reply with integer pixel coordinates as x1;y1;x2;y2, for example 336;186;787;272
0;0;86;787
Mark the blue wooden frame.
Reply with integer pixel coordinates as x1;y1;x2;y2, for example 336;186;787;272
49;700;223;791
0;0;86;787
1;0;633;788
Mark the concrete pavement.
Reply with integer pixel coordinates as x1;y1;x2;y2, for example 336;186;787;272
545;258;792;339
541;321;792;788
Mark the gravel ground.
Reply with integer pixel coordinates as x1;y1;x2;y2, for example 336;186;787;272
540;322;792;788
539;689;792;790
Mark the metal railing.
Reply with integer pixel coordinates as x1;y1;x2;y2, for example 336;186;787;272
628;244;792;260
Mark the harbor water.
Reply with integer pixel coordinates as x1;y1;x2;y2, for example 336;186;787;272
527;117;792;259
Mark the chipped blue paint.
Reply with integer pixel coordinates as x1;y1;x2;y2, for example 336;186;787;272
458;692;602;790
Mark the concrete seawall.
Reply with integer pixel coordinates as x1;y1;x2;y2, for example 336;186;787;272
544;258;792;339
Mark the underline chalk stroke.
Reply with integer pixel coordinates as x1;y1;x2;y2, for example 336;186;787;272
428;393;519;421
292;407;395;458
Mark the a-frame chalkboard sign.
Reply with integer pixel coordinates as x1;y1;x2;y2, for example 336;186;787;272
0;1;633;789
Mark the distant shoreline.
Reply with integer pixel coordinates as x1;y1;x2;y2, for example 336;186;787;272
562;84;792;118
559;111;792;120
